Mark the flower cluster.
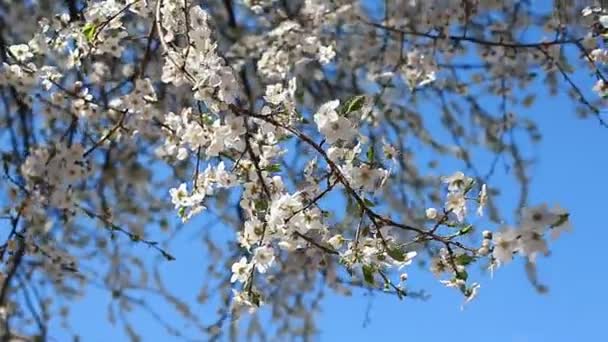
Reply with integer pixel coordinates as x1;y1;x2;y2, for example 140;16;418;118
490;204;570;265
158;107;246;161
21;144;91;211
160;6;240;111
428;178;571;307
256;20;336;80
440;171;477;222
169;162;237;221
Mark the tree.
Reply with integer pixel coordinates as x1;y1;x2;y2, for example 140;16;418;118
2;0;603;340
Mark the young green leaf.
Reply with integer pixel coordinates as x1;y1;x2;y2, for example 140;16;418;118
458;225;473;235
343;95;366;114
387;248;406;262
455;254;474;266
362;265;375;285
366;145;375;163
456;269;468;281
265;163;281;173
83;23;97;43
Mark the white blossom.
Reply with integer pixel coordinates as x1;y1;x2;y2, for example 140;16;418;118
313;100;357;144
231;257;253;283
492;228;518;265
253;246;275;274
425;207;438;220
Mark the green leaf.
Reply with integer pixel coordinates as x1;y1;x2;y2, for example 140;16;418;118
343;95;366;114
445;221;459;227
456;269;468;281
551;213;570;228
201;114;215;125
265;163;281;173
363;198;375;207
387;248;406;262
458;225;473;235
455;254;474;266
177;206;186;218
254;199;268;211
83;23;97;43
366;145;375;163
362;265;375;285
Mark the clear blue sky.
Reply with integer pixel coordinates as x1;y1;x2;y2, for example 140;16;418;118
39;3;608;342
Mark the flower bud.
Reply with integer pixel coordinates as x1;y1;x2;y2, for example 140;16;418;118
426;207;438;220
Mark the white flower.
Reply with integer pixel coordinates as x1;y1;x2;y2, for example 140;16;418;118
169;183;189;209
425;207;438;220
521;204;560;229
349;165;387;192
214;162;237;188
600;15;608;28
591;48;608;64
477;184;487;216
264;83;287;105
492;228;518;264
440;278;465;290
231;257;252;283
169;183;205;221
592;79;608;98
278;240;298;251
477;247;490;256
267;193;302;230
582;6;601;16
462;283;481;310
445;192;467;222
382;139;398;161
518;228;548;262
582;7;593;16
549;204;572;240
402;50;437;89
441;171;470;192
317;45;335;64
327;234;345;250
9;44;33;62
232;289;259;313
430;255;449;277
241;218;264;249
253;246;275;274
313;100;357;144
